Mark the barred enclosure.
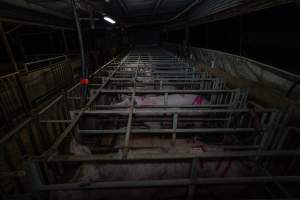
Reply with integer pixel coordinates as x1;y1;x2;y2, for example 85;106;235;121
1;48;300;199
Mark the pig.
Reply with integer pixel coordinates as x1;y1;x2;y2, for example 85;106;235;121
50;138;251;200
114;94;208;107
113;94;209;129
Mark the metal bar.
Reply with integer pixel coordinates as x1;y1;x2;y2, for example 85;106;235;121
46;150;300;163
71;0;87;102
0;22;18;71
187;158;198;200
0;118;32;145
83;108;276;114
38;95;63;115
123;55;140;157
95;89;241;93
24;55;66;66
171;113;178;146
39;120;72;123
36;176;300;191
61;29;69;55
154;0;163;14
118;0;128;14
79;128;257;135
167;0;201;22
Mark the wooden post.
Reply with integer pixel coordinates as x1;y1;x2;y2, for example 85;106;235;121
0;21;19;71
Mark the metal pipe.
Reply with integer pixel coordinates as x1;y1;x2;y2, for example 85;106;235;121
79;128;257;135
46;150;300;163
71;0;87;101
37;176;300;191
0;22;19;71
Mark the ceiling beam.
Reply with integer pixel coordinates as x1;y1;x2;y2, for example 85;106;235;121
0;17;74;30
127;0;201;27
167;0;201;23
168;0;294;30
0;0;71;19
118;0;129;15
153;0;163;14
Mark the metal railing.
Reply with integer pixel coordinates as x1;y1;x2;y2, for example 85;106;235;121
0;72;30;133
1;47;299;199
22;48;300;199
23;55;67;72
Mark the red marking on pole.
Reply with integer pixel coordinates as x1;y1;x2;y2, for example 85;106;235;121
80;78;89;85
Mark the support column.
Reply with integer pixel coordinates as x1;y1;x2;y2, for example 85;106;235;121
71;0;87;104
0;21;19;71
166;25;169;42
16;30;27;61
61;29;69;55
239;15;243;56
185;16;190;46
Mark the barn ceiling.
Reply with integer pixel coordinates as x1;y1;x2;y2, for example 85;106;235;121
0;0;295;29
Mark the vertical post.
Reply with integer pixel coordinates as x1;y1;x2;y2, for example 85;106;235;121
0;21;19;71
27;161;43;192
88;5;95;30
71;0;87;104
186;158;198;200
166;25;169;42
61;29;69;55
16;30;27;62
185;17;190;46
15;73;32;109
123;56;140;158
184;16;190;62
239;15;243;56
171;113;178;146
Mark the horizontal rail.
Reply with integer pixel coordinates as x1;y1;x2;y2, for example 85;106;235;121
38;95;63;115
79;128;257;135
45;150;300;162
0;117;32;145
0;71;19;79
97;89;238;93
24;55;66;66
37;176;300;191
94;104;236;108
82;108;277;115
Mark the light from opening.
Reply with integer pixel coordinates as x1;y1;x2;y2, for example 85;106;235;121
104;16;116;24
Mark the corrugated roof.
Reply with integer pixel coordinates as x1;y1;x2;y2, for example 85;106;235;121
0;0;294;27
